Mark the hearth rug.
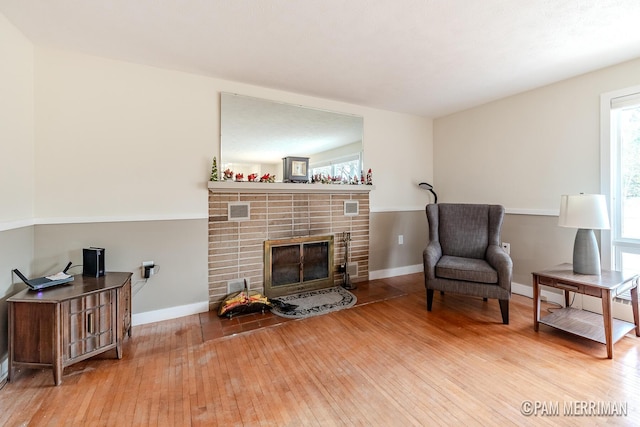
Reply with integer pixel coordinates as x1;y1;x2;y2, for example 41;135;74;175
270;286;357;319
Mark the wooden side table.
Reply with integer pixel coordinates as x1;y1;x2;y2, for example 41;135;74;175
532;263;639;359
8;272;132;385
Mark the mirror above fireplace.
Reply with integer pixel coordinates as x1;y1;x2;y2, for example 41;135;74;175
220;93;364;180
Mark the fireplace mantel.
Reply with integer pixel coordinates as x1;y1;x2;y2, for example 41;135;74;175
208;181;374;193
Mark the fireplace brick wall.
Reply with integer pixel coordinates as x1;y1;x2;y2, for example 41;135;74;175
208;189;370;309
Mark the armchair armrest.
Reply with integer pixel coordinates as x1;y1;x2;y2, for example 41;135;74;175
423;241;442;280
486;244;513;291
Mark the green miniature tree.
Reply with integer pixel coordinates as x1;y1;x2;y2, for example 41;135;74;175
210;156;219;181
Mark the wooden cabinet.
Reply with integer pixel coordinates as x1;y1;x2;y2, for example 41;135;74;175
8;272;132;385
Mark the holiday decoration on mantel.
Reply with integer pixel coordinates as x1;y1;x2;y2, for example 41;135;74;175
210;156;219;181
310;173;366;185
260;173;276;183
223;168;234;180
366;168;373;185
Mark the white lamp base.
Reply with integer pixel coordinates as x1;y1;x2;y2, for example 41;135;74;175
573;228;601;275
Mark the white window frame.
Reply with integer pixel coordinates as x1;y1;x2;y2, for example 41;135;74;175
310;153;362;181
600;85;640;275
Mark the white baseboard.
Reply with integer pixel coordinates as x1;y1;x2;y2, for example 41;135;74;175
369;264;423;280
0;357;7;386
369;268;568;307
132;301;209;326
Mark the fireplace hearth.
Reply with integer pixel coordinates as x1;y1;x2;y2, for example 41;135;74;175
264;235;334;298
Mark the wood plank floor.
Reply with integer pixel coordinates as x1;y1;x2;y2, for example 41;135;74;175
1;273;639;426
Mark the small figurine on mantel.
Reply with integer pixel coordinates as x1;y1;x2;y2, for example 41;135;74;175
361;170;365;185
260;173;276;183
209;156;219;181
366;168;373;185
223;168;234;181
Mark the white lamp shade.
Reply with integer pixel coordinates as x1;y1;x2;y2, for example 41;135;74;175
558;194;610;230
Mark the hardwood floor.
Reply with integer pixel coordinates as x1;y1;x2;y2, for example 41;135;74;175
1;273;639;426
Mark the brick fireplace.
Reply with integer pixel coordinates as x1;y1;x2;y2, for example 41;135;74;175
208;182;371;309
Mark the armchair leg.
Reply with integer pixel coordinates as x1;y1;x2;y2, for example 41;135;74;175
483;297;488;302
426;289;434;311
499;299;509;325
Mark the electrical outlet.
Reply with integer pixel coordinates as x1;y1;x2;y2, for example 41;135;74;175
501;242;510;254
398;235;404;245
142;260;155;278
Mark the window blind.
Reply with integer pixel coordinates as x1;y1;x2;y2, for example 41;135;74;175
610;92;640;110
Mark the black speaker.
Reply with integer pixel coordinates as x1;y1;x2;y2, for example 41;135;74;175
83;247;105;277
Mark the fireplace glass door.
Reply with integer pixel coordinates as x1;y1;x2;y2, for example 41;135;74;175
303;242;329;282
264;235;334;298
271;245;302;286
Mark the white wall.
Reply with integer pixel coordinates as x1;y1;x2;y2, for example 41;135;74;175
365;110;433;212
0;13;34;228
34;48;216;221
33;47;434;222
434;57;640;212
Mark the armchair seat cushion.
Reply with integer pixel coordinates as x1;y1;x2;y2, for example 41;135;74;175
435;255;498;284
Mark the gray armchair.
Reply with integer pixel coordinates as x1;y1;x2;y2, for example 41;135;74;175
423;203;512;324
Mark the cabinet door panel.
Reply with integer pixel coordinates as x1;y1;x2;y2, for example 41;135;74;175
65;290;115;361
67;307;85;359
12;302;56;364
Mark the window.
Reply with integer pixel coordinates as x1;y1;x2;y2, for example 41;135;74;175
310;154;362;183
601;87;640;296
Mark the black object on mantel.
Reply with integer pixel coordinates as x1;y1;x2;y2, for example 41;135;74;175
83;247;105;277
418;182;438;204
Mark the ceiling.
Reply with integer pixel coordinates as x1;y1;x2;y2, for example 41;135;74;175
2;0;640;118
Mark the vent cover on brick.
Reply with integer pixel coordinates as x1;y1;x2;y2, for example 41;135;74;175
344;200;359;216
228;202;250;221
227;278;248;294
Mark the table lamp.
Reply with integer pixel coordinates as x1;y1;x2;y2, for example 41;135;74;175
558;194;610;275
